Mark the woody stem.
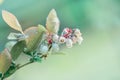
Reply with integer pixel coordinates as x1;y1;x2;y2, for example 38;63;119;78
17;61;34;70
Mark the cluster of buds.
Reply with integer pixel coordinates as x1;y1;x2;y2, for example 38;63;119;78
2;9;83;57
38;27;83;55
25;9;81;56
36;9;83;55
61;28;83;46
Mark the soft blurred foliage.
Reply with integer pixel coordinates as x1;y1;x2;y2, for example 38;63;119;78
0;0;120;80
0;0;3;5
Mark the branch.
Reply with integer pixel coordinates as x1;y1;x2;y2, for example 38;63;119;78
17;61;34;70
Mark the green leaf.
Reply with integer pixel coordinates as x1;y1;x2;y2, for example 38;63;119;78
24;25;46;53
0;49;12;74
10;40;26;60
3;62;17;79
5;41;17;52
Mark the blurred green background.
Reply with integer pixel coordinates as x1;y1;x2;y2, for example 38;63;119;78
0;0;120;80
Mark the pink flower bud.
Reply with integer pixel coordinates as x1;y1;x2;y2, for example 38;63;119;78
62;28;73;38
48;39;52;44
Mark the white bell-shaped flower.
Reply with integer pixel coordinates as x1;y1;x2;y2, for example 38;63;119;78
52;34;59;42
52;43;59;52
66;39;73;48
77;37;83;45
74;28;81;38
39;44;49;54
72;36;78;44
59;36;66;43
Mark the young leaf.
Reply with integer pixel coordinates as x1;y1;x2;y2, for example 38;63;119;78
7;33;18;40
0;49;12;74
24;25;46;53
2;10;24;34
3;62;18;79
5;41;17;52
46;9;60;34
10;40;26;60
7;32;28;41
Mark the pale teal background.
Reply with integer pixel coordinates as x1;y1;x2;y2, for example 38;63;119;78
0;0;120;80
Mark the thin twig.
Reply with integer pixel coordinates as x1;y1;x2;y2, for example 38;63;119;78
2;44;53;80
16;50;50;70
17;61;34;70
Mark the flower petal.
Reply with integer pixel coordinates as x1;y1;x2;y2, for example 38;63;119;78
77;37;83;45
52;43;59;52
66;39;73;48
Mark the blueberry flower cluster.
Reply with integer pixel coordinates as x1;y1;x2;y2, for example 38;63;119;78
0;9;83;80
38;27;83;55
4;9;83;57
35;9;83;56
